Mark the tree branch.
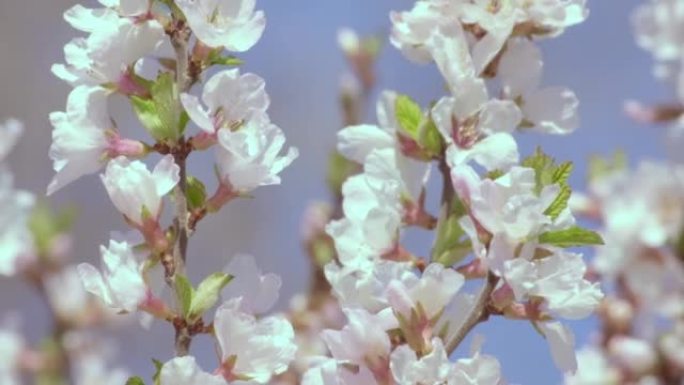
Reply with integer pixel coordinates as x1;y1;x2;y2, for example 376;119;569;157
445;272;498;355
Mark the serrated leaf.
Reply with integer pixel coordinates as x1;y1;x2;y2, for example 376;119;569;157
175;274;194;318
126;377;145;385
552;161;573;186
543;185;571;220
186;176;207;211
188;272;233;321
395;94;423;140
538;226;604;248
522;147;555;194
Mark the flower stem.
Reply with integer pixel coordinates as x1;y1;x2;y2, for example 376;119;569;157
170;14;193;357
445;272;498;355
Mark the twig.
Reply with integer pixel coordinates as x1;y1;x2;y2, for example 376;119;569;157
169;14;193;357
445;272;498;355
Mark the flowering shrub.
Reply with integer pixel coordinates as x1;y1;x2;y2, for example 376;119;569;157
0;0;682;384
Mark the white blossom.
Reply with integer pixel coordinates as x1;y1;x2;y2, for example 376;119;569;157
389;0;458;63
176;0;266;51
47;86;111;195
223;253;281;314
451;349;505;385
503;249;603;319
215;117;298;193
608;336;658;376
324;260;413;313
337;91;431;200
302;358;377;385
0;119;23;162
452;165;570;244
564;347;620;385
52;15;164;87
181;69;269;134
538;321;577;373
321;308;395;368
0;326;23;385
0;120;35;276
214;298;296;383
498;38;580;135
160;356;225;385
432;77;521;171
390;338;453;385
43;266;91;320
386;263;465;319
77;238;147;312
100;155;180;225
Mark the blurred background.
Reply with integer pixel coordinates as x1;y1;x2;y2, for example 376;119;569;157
0;0;673;383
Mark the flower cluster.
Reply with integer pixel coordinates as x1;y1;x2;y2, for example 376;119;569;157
628;0;684;161
306;1;602;383
0;119;128;384
0;120;35;277
44;0;299;384
563;2;684;383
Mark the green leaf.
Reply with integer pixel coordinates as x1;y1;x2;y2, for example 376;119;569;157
131;72;187;143
431;200;470;265
418;116;444;158
543;185;571;220
521;147;556;193
395;94;423;140
175;274;194;318
28;202;78;256
327;151;359;195
152;358;163;385
588;150;627;182
538;226;604;248
186;177;207;211
188;272;233;321
126;377;146;385
208;52;244;67
552;161;573;186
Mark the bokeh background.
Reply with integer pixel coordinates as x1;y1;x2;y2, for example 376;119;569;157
0;0;672;383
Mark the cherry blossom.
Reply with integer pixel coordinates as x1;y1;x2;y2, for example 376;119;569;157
100;155;180;225
214;298;297;383
77;238;147;312
181;69;269;135
176;0;266;51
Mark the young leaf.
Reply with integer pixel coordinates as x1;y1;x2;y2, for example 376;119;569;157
418;116;444;158
521;147;555;193
188;272;233;321
543;185;571;220
431;200;470;265
126;377;146;385
186;176;207;211
152;358;163;385
538;226;604;248
552;161;573;186
395;94;423;140
175;274;194;318
130;72;187;143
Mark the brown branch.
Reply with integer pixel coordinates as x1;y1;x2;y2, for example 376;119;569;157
445;272;498;355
